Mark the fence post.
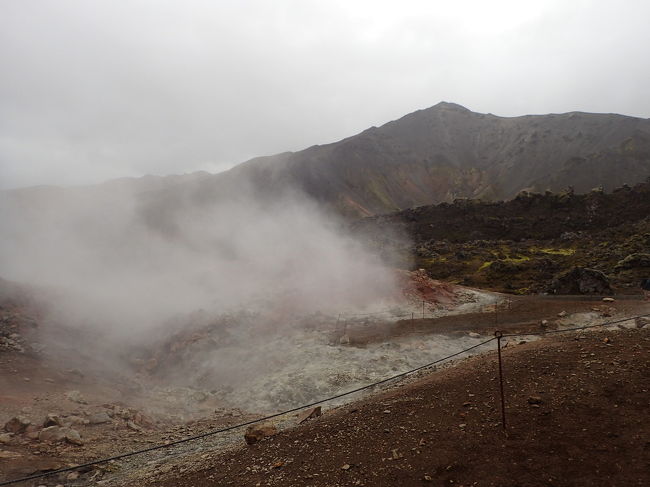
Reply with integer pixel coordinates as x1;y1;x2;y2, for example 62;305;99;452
495;330;507;430
422;300;425;319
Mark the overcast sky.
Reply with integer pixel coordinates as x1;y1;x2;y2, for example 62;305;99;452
1;0;649;189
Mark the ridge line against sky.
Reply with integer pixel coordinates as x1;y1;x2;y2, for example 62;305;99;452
4;102;649;192
2;0;650;189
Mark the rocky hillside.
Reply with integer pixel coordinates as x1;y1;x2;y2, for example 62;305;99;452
353;180;650;294
205;102;650;216
4;103;650;219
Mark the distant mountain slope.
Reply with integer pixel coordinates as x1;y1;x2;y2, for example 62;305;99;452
4;103;650;218
195;102;650;217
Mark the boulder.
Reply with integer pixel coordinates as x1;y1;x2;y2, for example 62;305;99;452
65;390;87;404
39;426;83;445
64;428;83;446
297;407;322;424
126;421;143;432
39;426;67;443
25;424;40;440
4;416;31;434
635;317;650;329
614;253;650;270
43;413;63;428
88;412;111;425
548;267;612;295
244;423;278;445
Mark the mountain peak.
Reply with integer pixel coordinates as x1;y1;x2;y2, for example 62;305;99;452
429;101;471;112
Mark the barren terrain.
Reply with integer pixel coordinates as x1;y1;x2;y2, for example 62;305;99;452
1;295;648;486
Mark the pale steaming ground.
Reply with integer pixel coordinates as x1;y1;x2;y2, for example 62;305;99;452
221;330;491;412
118;319;494;417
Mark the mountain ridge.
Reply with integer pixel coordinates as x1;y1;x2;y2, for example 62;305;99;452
5;103;650;217
199;102;650;216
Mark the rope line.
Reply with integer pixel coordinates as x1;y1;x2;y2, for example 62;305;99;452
0;337;496;486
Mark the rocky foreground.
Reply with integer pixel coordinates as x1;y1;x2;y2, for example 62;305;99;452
145;326;649;487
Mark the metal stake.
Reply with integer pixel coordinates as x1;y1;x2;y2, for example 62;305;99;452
495;330;507;430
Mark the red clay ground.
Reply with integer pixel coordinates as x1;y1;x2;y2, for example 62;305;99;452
149;326;650;487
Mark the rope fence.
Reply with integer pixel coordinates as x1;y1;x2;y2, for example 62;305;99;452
1;311;649;486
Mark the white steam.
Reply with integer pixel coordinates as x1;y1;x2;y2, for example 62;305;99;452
0;181;398;345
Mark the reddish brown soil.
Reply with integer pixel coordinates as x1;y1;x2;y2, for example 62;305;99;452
151;327;650;487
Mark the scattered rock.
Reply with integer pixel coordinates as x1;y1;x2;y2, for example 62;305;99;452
634;317;650;329
127;421;143;432
4;416;31;434
468;332;481;338
548;267;612;295
341;464;351;470
65;390;87;404
558;311;567;317
43;413;63;428
0;433;13;444
0;450;22;459
67;415;90;426
297;407;321;424
88;412;111;425
132;412;155;429
244;423;278;445
527;396;543;405
39;426;68;443
602;297;615;302
25;424;40;440
39;426;83;445
614;253;650;270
